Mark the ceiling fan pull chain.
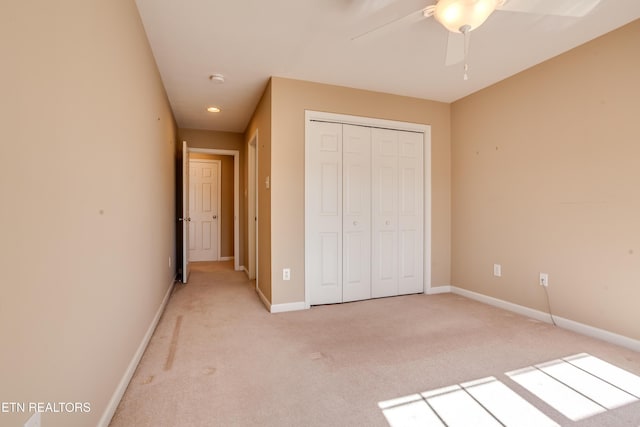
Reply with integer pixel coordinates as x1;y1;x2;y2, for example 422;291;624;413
462;24;471;80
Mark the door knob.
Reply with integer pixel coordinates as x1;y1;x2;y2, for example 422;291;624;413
385;220;390;225
353;221;358;226
213;215;217;219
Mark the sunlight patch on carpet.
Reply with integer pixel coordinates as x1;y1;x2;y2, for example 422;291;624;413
507;353;640;421
380;377;557;427
379;353;640;426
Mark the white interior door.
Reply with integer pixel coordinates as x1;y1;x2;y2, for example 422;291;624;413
342;124;372;302
308;121;343;305
181;141;190;283
372;129;399;298
189;159;221;262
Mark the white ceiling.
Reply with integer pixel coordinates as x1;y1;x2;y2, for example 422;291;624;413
135;0;640;133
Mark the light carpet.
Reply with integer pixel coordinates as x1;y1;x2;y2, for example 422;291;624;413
109;261;640;426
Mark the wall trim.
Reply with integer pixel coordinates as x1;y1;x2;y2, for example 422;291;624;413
450;286;640;352
220;256;234;261
256;287;271;312
256;286;305;314
270;301;306;314
426;285;451;295
450;286;551;323
98;275;176;427
552;316;640;353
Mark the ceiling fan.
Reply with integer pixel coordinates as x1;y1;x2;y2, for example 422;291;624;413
352;0;602;79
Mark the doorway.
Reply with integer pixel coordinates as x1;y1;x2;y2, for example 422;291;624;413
183;147;241;272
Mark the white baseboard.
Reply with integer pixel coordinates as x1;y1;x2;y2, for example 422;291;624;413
98;275;176;427
255;287;306;314
425;285;451;295
242;266;249;277
256;287;271;312
450;286;640;353
450;287;551;323
553;316;640;352
270;301;306;314
220;256;234;261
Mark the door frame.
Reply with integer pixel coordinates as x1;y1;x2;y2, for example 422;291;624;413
304;110;432;308
188;147;241;271
247;130;258;283
181;141;190;283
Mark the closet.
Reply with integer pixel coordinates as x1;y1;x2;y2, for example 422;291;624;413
306;118;424;305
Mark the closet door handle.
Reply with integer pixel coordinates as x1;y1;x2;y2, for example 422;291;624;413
385;220;390;225
353;221;358;226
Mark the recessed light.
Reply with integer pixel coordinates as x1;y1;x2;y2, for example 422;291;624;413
209;74;225;84
207;107;221;113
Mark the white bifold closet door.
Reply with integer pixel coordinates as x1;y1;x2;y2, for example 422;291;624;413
307;122;371;305
342;124;372;302
371;128;423;297
308;121;422;306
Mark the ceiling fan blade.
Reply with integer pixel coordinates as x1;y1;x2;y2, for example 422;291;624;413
445;32;464;66
350;0;432;41
351;8;428;41
349;0;400;15
497;0;602;17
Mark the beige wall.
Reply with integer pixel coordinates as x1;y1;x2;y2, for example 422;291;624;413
178;129;245;265
189;153;235;258
269;77;451;305
451;20;640;340
0;1;177;426
180;128;245;151
244;80;273;302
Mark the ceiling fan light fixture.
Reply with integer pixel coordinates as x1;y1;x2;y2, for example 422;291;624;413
434;0;500;33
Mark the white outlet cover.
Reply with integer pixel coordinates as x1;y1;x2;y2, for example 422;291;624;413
493;264;502;277
539;273;549;287
24;412;41;427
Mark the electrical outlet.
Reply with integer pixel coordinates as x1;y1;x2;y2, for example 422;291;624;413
539;273;549;287
24;412;41;427
493;264;502;277
283;268;290;281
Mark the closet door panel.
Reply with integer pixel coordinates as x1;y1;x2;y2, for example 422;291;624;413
372;129;399;298
398;131;424;295
308;121;343;305
342;125;372;302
